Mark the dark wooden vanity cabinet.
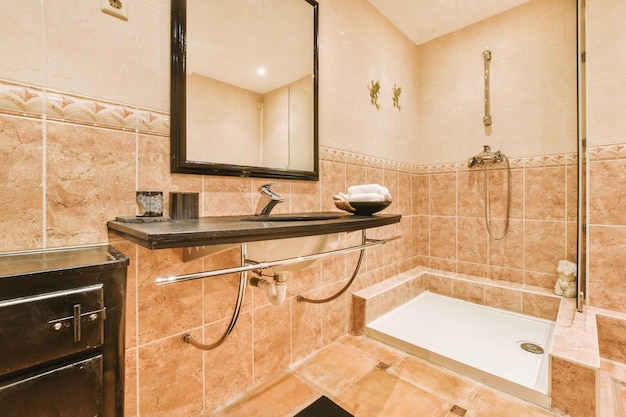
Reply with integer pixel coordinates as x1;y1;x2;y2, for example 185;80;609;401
0;245;128;417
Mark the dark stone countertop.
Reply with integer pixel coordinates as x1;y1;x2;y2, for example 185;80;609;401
107;212;401;250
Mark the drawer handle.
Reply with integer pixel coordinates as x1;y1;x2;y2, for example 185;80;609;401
73;304;81;342
49;307;106;340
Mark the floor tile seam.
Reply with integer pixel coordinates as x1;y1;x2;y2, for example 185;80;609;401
286;367;347;408
384;362;483;411
337;336;408;368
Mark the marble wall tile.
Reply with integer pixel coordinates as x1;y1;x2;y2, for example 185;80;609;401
138;134;202;215
487;167;525;220
453;279;485;305
457;217;488;264
124;347;138;417
588;225;626;313
522;292;561;321
0;115;43;251
589;158;626;225
136;246;204;345
525;166;567;221
484;285;523;313
138;334;204;417
417;174;430;215
429;172;457;216
524;220;566;278
321;281;351;345
489;219;524;270
203;177;254;217
429;216;457;261
596;314;626;363
252;301;291;384
45;122;135;247
550;356;597;417
457;170;484;218
203;312;253;410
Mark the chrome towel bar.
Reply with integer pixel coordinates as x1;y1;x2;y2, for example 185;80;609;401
155;234;400;286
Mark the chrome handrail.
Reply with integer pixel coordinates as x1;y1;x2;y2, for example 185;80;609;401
483;49;492;126
155;234;400;286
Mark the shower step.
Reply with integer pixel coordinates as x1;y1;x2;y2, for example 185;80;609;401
366;291;554;409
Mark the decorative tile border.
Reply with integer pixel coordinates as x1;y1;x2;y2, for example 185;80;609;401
0;79;169;136
321;146;578;175
589;144;626;161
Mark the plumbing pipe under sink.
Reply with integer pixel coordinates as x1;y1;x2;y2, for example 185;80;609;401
249;273;288;305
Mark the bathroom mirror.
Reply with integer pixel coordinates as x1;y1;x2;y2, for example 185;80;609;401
171;0;319;180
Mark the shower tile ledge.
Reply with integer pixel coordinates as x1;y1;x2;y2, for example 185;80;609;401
550;299;601;370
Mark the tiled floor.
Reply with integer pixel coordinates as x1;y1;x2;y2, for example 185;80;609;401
205;334;564;417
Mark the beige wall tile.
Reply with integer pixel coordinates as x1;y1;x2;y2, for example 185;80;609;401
430;216;457;260
252;301;291;383
138;334;204;417
589;159;626;225
588;225;626;313
551;356;597;417
524;220;566;277
203;312;253;410
429;172;457;216
0;116;43;251
124;347;138;417
525;166;567;221
136;246;203;344
596;314;626;363
484;285;522;313
458;217;488;264
0;0;44;86
46;122;135;247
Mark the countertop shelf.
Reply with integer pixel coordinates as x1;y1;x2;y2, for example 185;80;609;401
107;212;401;250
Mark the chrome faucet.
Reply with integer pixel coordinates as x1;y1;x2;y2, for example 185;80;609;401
467;145;504;168
255;183;284;215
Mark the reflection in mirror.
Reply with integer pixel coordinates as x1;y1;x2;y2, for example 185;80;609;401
171;0;319;180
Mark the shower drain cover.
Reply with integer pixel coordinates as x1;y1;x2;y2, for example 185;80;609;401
520;342;544;354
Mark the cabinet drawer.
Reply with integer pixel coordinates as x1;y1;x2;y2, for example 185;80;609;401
0;284;105;377
0;355;102;417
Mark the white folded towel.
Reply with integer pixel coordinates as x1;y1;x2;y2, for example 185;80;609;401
343;183;392;202
348;193;386;202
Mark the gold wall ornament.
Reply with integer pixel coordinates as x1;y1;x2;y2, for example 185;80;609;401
369;80;381;109
392;84;402;110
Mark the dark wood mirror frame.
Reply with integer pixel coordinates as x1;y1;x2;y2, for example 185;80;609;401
170;0;319;180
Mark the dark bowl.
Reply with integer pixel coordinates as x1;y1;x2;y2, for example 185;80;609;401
335;200;391;215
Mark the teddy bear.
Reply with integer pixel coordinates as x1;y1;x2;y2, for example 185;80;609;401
554;260;577;298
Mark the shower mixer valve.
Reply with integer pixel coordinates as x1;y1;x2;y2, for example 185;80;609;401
467;145;504;168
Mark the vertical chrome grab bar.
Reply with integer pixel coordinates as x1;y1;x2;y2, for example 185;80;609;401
483;49;492;126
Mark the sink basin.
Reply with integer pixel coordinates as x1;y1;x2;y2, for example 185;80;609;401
241;214;341;222
246;233;343;273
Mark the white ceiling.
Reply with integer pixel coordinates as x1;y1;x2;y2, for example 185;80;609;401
368;0;531;45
